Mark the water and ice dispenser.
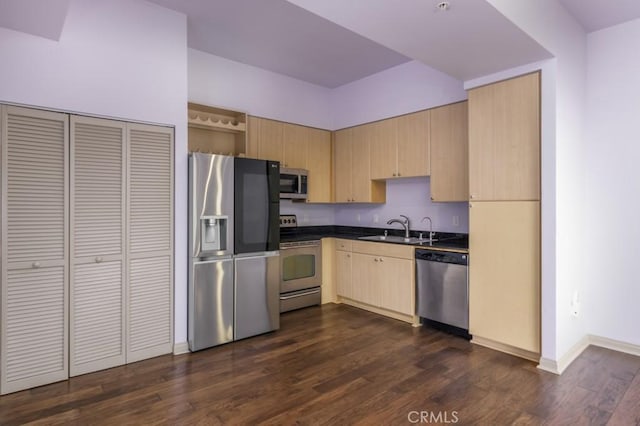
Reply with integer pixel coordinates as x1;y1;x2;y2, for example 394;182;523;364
201;215;228;252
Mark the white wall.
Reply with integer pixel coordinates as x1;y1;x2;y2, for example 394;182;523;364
583;19;640;346
326;60;468;234
486;0;588;365
190;52;471;235
188;49;333;129
0;0;190;345
331;60;467;129
279;201;335;226
334;178;468;233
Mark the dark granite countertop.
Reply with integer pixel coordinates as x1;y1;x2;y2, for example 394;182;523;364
280;225;468;252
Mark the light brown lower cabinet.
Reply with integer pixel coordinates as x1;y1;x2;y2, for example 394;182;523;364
335;239;417;324
335;239;354;299
469;201;540;360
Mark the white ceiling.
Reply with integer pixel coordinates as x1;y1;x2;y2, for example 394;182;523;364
287;0;552;81
149;0;554;84
147;0;411;88
559;0;640;32
2;0;640;87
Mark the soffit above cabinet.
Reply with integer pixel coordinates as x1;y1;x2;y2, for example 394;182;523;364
0;0;70;40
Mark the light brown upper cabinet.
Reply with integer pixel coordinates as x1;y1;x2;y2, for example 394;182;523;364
369;111;430;180
396;110;430;178
306;127;332;203
369;119;397;180
333;128;353;203
282;122;307;169
248;116;332;203
468;72;540;201
334;126;385;203
430;101;468;202
248;116;284;163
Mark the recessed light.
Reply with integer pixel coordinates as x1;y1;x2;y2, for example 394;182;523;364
436;1;451;11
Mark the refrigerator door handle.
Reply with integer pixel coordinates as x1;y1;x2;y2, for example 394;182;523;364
195;255;233;263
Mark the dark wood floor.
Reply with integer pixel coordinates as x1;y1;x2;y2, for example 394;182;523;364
1;304;639;425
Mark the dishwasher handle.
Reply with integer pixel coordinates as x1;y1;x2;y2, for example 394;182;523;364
415;249;468;265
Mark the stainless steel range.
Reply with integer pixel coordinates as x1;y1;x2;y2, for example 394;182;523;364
279;215;322;312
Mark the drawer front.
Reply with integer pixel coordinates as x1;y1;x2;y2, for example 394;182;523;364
351;241;413;260
335;239;352;251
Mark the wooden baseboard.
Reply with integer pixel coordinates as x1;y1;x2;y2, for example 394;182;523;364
589;334;640;357
536;334;640;376
471;336;540;362
537;335;590;375
338;297;418;325
173;342;189;355
537;357;560;375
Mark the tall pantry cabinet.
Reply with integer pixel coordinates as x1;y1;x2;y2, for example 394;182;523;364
467;72;541;360
0;105;174;394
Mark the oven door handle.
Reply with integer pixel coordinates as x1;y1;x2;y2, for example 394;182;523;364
280;288;321;300
280;243;321;250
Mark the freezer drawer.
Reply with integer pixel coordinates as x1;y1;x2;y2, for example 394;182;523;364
280;287;321;313
189;259;234;351
234;253;280;340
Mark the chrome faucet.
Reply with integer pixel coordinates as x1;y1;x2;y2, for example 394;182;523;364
421;216;434;245
387;215;411;239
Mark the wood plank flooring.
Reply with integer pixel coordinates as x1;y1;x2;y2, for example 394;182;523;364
1;304;639;425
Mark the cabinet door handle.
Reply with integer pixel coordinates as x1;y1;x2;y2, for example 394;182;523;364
32;261;41;269
393;173;396;177
346;254;351;258
379;257;384;262
397;173;401;177
374;258;379;262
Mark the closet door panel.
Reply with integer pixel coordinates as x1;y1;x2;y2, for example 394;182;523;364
1;106;68;395
127;124;174;362
69;116;125;376
129;255;172;361
71;261;123;376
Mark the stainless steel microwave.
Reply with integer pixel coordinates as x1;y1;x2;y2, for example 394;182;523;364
280;168;308;200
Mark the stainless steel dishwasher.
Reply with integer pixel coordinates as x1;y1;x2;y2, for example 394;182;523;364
415;249;470;338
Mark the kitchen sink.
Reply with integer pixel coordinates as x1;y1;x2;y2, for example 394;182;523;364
357;235;438;245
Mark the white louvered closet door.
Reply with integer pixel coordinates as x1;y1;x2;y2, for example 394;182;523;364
70;116;126;376
126;123;173;363
1;106;69;395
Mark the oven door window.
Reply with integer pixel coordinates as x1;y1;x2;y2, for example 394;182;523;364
282;254;316;281
280;173;298;194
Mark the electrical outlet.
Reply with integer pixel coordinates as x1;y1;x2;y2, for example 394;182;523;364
303;214;309;223
373;214;379;224
571;291;580;317
356;213;361;223
452;215;459;227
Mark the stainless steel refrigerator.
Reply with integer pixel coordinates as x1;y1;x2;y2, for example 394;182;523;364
188;153;280;352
